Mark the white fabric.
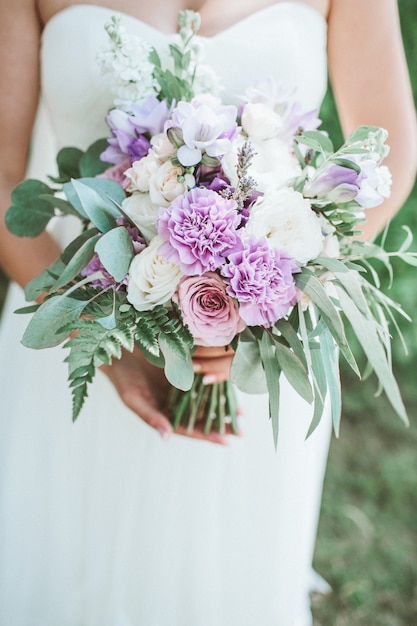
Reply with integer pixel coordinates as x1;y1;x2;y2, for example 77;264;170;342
0;4;331;625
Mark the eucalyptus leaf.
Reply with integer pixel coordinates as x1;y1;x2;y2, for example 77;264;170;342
38;193;85;219
24;257;66;301
95;227;134;282
230;338;267;394
336;285;408;424
70;179;117;232
159;334;193;391
319;327;341;436
53;234;100;290
259;333;281;448
306;348;327;438
63;178;125;222
6;179;56;237
79;139;112;177
274;341;313;404
22;296;89;349
48;147;83;183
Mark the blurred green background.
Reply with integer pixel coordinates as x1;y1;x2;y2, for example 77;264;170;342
1;2;417;624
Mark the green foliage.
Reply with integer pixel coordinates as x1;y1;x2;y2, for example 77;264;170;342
6;179;56;237
63;318;136;420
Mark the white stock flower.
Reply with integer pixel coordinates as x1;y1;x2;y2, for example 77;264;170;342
127;236;183;311
245;187;324;265
122;193;159;242
125;154;160;193
149;161;195;207
241;102;284;140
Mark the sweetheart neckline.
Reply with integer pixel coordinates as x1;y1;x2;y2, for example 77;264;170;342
42;2;327;41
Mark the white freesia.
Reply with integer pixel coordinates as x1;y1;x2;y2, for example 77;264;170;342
241;102;284;140
222;136;301;192
127;236;183;311
122;193;159;242
149;161;195;207
246;187;324;265
125;154;160;193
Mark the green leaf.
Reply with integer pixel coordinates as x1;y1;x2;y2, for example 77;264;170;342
259;333;281;448
22;296;89;349
6;179;56;237
24;257;66;301
95;226;134;282
38;193;85;219
53;234;100;290
49;147;83;183
319;326;342;436
70;179;118;232
274;340;313;404
336;285;408;425
274;318;307;369
230;336;267;393
296;130;334;154
63;178;125;222
79;139;112;177
306;348;327;438
159;333;193;391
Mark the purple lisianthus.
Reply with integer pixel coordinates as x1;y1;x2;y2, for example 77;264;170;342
101;97;170;165
174;272;246;346
158;187;241;276
221;236;300;327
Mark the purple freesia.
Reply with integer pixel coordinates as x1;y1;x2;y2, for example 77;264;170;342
101;97;170;165
221;236;300;327
158;187;241;276
304;158;389;208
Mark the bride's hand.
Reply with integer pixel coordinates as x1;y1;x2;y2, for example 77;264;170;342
100;348;233;445
192;345;235;383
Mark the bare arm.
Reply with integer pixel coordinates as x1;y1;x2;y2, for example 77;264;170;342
0;0;61;285
327;0;417;239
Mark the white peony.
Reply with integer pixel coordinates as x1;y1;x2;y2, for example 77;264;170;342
127;236;183;311
245;187;324;265
149;161;195;207
122;193;159;242
241;102;283;140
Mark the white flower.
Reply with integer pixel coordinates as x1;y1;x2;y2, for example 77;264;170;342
149;161;195;207
150;133;177;161
241;102;284;140
127;236;183;311
245;187;324;265
122;193;159;242
222;135;300;192
375;164;392;198
125;154;160;193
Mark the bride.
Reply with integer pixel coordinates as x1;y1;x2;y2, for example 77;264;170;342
0;1;415;625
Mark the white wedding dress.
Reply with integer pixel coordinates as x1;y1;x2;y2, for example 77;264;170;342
0;4;331;625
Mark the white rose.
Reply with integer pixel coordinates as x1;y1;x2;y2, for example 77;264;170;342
150;133;176;161
245;187;324;265
127;235;183;311
122;193;159;242
241;102;283;140
149;161;195;208
125;153;159;193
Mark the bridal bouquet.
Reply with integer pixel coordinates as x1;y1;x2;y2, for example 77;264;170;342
6;12;414;443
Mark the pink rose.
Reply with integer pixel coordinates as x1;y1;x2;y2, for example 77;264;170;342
175;272;246;347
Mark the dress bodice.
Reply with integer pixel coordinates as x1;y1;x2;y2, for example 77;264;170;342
40;2;328;150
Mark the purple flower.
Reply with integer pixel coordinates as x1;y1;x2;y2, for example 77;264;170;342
97;159;131;189
221;237;300;327
158;188;241;276
101;97;170;165
304;163;360;204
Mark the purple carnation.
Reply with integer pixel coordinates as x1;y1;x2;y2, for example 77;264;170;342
221;237;300;327
158;188;241;276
